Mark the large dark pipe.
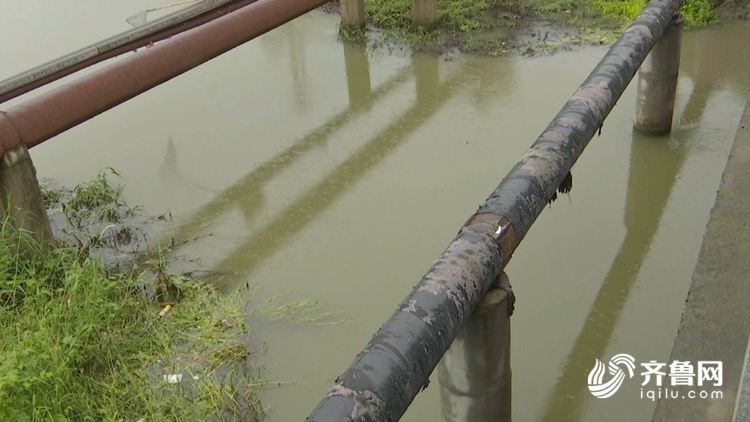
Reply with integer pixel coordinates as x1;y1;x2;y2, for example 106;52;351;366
0;0;330;152
0;0;259;104
305;0;684;420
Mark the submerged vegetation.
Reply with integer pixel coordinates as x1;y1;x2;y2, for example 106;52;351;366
0;170;343;421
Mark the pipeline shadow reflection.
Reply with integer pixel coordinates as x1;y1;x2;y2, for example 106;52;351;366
164;49;518;294
151;33;519;421
676;22;750;134
343;40;372;109
209;53;469;292
536;81;711;422
165;41;411;242
680;20;750;98
160;138;221;195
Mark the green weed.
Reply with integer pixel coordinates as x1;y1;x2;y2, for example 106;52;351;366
2;169;354;420
350;0;720;52
680;0;719;25
438;0;491;32
255;293;347;326
366;0;413;29
0;192;265;421
339;23;369;41
365;0;492;34
38;179;60;207
67;167;122;212
590;0;718;26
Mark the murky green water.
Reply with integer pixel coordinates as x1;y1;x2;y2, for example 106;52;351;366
2;3;750;421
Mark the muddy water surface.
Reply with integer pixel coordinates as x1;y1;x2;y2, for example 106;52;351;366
2;4;750;421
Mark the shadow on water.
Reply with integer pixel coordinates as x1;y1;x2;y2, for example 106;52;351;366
536;78;715;422
165;41;413;241
676;30;716;128
166;39;517;292
343;40;372;109
159;138;221;195
198;50;520;292
209;52;473;292
680;21;750;97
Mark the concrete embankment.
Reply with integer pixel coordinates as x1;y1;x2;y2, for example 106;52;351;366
652;102;750;422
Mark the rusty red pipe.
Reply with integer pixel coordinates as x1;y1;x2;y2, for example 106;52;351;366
0;0;330;152
0;0;258;104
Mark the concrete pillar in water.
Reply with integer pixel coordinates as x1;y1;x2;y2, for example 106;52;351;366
437;272;512;422
633;14;684;136
343;41;372;108
0;143;54;254
340;0;366;28
412;0;437;30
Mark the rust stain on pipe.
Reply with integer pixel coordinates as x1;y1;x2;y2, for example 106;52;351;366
0;0;329;153
0;0;258;104
0;112;22;151
459;213;517;265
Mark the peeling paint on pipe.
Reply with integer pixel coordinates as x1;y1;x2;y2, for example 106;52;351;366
0;0;329;153
474;0;682;248
306;0;683;420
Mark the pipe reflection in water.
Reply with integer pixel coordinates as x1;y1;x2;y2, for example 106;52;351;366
534;31;747;419
676;31;714;129
166;57;414;242
678;82;712;127
343;40;372;109
682;20;750;97
414;52;440;104
438;273;512;422
159;137;221;194
536;90;710;421
208;54;474;292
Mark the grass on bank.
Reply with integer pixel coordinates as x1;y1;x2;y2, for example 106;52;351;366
0;232;260;422
589;0;718;26
0;230;262;420
1;171;344;421
366;0;496;32
340;0;719;46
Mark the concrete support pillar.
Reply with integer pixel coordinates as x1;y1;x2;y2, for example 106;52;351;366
0;143;54;254
343;41;372;108
437;272;512;422
340;0;366;28
412;0;437;30
633;14;684;136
